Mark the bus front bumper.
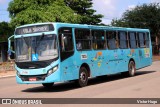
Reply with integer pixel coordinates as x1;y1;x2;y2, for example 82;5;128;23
16;69;61;84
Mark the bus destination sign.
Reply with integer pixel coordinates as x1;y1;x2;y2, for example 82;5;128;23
15;24;54;35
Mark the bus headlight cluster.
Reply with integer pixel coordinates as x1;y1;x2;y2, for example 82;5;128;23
47;65;58;76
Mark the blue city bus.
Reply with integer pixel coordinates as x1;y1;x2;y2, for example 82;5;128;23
8;22;152;88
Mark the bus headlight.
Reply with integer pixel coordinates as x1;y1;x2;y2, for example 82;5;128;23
47;65;58;76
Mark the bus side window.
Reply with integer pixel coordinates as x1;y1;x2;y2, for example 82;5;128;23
118;31;128;49
135;33;139;48
92;30;106;50
145;33;150;48
138;33;145;48
129;32;137;49
75;29;91;50
107;31;117;50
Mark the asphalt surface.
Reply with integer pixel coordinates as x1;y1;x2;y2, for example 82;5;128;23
0;61;160;107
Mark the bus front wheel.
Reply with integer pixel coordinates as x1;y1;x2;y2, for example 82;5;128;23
78;67;88;87
42;83;54;88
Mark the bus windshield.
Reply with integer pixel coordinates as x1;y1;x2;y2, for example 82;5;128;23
15;34;58;62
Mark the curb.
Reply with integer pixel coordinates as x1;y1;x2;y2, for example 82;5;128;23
0;75;15;79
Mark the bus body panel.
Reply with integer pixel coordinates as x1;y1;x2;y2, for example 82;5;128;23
60;55;79;81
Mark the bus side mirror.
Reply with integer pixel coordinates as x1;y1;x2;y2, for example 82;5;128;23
8;35;15;59
8;48;15;60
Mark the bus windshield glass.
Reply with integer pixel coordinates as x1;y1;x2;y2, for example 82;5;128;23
15;34;58;62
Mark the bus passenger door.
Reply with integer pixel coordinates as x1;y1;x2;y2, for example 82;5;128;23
58;27;76;81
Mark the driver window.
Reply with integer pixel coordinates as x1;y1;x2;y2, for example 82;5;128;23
58;27;74;61
59;28;73;52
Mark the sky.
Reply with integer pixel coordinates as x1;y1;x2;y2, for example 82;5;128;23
0;0;160;24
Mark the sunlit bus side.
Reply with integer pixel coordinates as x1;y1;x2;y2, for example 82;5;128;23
8;22;152;88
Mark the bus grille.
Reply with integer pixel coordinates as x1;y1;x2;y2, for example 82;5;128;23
20;74;47;81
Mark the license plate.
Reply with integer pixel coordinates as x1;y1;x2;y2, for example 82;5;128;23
29;77;37;81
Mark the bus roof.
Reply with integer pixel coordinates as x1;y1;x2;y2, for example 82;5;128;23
16;22;150;32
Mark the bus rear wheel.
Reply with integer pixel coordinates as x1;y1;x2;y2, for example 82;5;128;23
128;61;136;77
42;83;54;88
78;67;88;87
122;61;136;77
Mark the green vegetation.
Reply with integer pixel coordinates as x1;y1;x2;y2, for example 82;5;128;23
111;3;160;38
8;0;81;27
0;0;103;42
0;22;14;42
2;1;160;44
8;0;103;27
64;0;103;25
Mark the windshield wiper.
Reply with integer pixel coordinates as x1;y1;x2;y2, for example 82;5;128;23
21;36;30;47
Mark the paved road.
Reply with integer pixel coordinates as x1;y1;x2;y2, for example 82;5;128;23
0;61;160;107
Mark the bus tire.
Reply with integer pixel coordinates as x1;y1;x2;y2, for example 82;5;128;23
121;61;136;77
78;67;88;87
42;83;54;88
128;61;136;77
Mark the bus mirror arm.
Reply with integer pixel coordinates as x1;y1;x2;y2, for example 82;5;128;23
8;35;15;56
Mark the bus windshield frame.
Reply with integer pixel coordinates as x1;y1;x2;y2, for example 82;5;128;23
15;34;58;62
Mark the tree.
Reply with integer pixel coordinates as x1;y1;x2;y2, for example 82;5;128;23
111;3;160;54
111;18;129;27
0;22;14;42
64;0;103;25
8;0;81;27
111;3;160;38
